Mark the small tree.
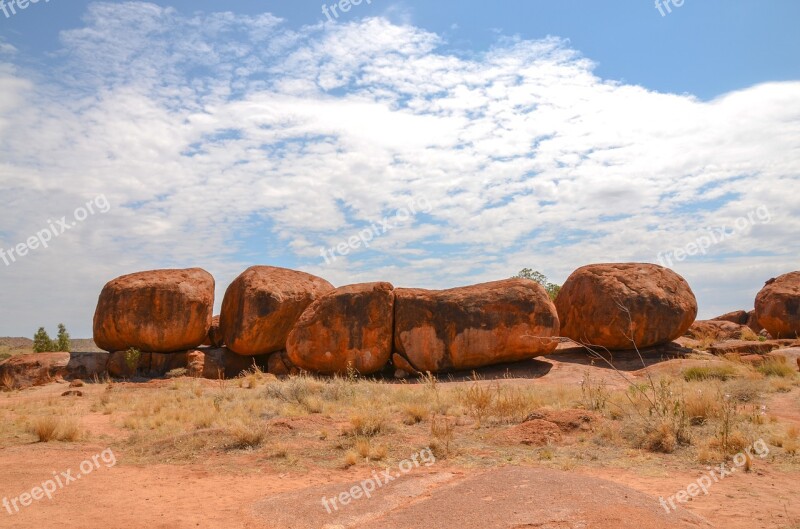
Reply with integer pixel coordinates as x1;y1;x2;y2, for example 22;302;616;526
33;327;56;353
56;323;71;352
514;268;561;301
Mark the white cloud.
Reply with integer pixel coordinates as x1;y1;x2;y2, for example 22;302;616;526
0;2;798;336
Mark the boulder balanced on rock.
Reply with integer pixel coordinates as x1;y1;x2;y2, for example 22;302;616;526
555;263;697;350
392;278;560;374
755;271;800;339
220;266;334;356
287;282;394;375
93;268;215;353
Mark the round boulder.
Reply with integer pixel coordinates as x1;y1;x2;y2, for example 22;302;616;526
755;271;800;339
220;266;334;356
93;268;215;353
555;263;697;350
286;282;394;375
393;278;560;374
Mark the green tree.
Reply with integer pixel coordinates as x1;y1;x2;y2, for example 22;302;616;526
56;323;71;352
33;327;56;353
514;268;561;301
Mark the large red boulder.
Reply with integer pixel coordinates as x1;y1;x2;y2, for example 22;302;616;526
555;263;697;350
93;268;214;353
220;266;334;356
286;282;394;375
755;272;800;339
393;279;559;374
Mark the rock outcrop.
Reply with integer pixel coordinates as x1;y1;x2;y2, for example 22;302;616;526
287;282;394;375
220;266;334;356
393;278;559;373
755;272;800;339
93;268;214;353
555;263;697;350
687;320;748;341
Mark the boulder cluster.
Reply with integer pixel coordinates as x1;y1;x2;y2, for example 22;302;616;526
91;265;561;378
3;264;799;386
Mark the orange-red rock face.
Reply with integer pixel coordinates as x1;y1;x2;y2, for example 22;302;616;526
756;271;800;339
393;278;560;373
555;263;697;350
203;315;223;347
93;268;214;353
220;266;334;356
687;320;748;341
286;282;394;375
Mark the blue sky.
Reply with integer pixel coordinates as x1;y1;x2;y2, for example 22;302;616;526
0;1;799;336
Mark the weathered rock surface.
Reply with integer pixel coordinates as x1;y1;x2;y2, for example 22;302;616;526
393;278;559;373
202;315;223;348
266;351;299;376
287;282;394;375
0;352;111;389
107;348;260;379
93;268;214;353
107;350;188;378
555;263;697;350
0;353;70;388
767;347;800;367
755;271;800;339
687;320;748;341
253;466;711;529
713;310;750;325
66;352;110;380
188;347;266;380
708;339;790;356
220;266;334;356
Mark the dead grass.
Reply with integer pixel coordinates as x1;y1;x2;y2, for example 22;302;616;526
683;365;737;381
757;358;798;378
740;328;761;341
29;416;82;442
1;358;798;476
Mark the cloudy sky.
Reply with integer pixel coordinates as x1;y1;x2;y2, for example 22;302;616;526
0;1;798;337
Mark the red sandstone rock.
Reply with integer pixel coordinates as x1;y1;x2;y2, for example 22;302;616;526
555;263;697;350
286;282;394;375
220;266;333;356
393;278;559;373
93;268;214;353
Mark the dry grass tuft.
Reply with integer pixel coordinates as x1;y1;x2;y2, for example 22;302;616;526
757;358;797;378
29;416;82;442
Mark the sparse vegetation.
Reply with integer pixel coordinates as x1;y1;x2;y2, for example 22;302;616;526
29;416;82;442
124;347;142;373
683;365;737;381
757;358;797;378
